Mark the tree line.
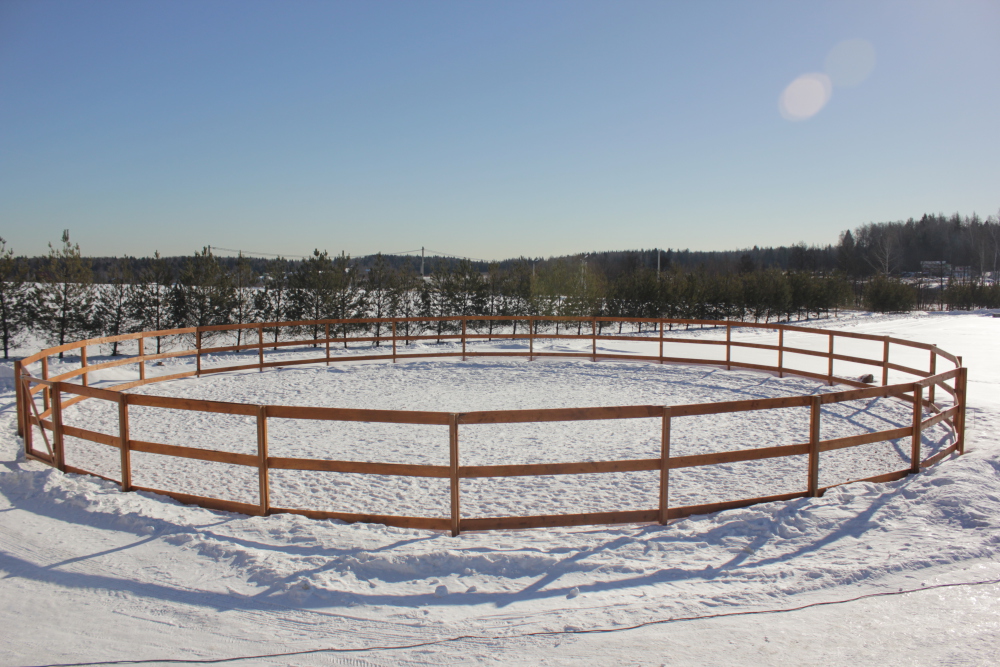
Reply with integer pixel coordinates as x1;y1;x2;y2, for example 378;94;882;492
2;212;998;359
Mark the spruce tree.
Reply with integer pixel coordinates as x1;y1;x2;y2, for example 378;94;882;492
94;258;135;355
0;238;29;359
33;231;96;358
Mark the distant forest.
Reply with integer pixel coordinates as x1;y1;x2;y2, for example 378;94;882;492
1;211;998;358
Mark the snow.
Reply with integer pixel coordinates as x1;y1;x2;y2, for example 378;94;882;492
2;312;999;666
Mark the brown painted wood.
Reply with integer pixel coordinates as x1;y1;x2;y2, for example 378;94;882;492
819;426;912;452
660;407;671;525
13;360;24;437
195;331;202;377
267;456;450;478
56;383;121;401
41;357;50;411
126;393;259;416
808;395;820;497
462;319;466;361
671;395;811;417
270;507;451;531
461;509;660;531
137;336;146;381
827;332;834;385
882;338;890;386
459;405;662;425
920;443;959;468
911;383;923;474
80;347;88;387
62;423;120;448
392;321;397;363
819;469;910;492
63;465;120;484
725;325;731;370
667;492;808;520
670;443;810;470
956;366;968;454
459;458;659;478
450;413;460;536
778;328;784;378
928;350;937;404
119;394;132;491
266;404;451;425
921;406;959;430
51;383;66;471
257;325;264;372
132;485;264;516
592;318;597;362
257;405;269;515
128;439;258;467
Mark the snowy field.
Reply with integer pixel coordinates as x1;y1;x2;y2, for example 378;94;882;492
2;312;999;666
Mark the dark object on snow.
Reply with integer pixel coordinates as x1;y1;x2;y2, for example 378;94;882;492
859;374;875;383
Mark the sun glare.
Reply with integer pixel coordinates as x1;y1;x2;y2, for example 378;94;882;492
778;73;833;121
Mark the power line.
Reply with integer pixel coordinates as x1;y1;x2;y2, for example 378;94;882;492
18;576;1000;667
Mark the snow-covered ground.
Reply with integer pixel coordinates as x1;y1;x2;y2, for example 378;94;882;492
2;312;999;666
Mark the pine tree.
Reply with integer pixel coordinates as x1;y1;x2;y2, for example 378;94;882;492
231;253;257;347
0;238;29;359
254;258;291;349
364;254;400;346
288;250;338;344
130;251;175;354
94;258;135;355
33;231;96;358
171;247;235;339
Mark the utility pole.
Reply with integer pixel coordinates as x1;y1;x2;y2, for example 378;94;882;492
421;247;425;277
657;249;660;276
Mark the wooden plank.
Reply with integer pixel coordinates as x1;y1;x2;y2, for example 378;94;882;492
138;336;146;381
921;443;959;468
819;469;910;492
671;395;811;417
132;485;264;516
126;393;258;416
257;405;269;515
129;439;258;467
458;405;662;425
267;456;451;477
119;394;131;491
921;406;959;430
13;359;24;437
459;458;659;478
270;507;451;531
461;509;660;531
56;383;121;401
808;395;820;497
25;451;55;465
819;383;912;404
882;337;890;386
62;423;120;448
450;413;460;536
670;443;810;469
660;407;670;525
266;404;451;425
956;366;968;455
52;383;66;471
819;426;912;452
911;383;923;474
666;491;808;520
63;465;120;484
104;370;198;393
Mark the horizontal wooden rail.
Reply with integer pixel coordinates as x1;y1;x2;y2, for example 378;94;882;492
14;315;967;535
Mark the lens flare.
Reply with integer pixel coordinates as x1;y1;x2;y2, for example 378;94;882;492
778;73;833;121
825;38;876;87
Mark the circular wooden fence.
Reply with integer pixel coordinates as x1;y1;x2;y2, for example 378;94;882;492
14;316;968;535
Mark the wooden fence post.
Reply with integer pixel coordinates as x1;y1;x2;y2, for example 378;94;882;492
777;327;784;378
449;413;460;537
659;406;671;525
462;317;467;361
529;317;534;361
592;318;597;362
928;349;937;405
325;323;331;365
808;395;821;497
392;321;397;363
659;319;664;364
80;346;88;387
41;356;50;411
956;366;968;455
20;375;36;456
726;324;732;371
910;382;923;474
827;332;835;385
882;337;890;386
257;405;270;516
137;336;146;381
195;331;202;377
257;325;264;372
13;359;24;437
52;382;66;472
119;393;132;491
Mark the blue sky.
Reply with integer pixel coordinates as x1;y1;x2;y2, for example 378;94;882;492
1;0;998;259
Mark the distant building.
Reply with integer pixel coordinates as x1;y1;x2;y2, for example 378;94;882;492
920;260;950;274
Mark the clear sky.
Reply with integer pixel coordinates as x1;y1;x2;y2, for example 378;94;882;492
1;0;998;260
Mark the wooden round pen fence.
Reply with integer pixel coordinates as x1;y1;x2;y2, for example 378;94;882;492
14;316;968;536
